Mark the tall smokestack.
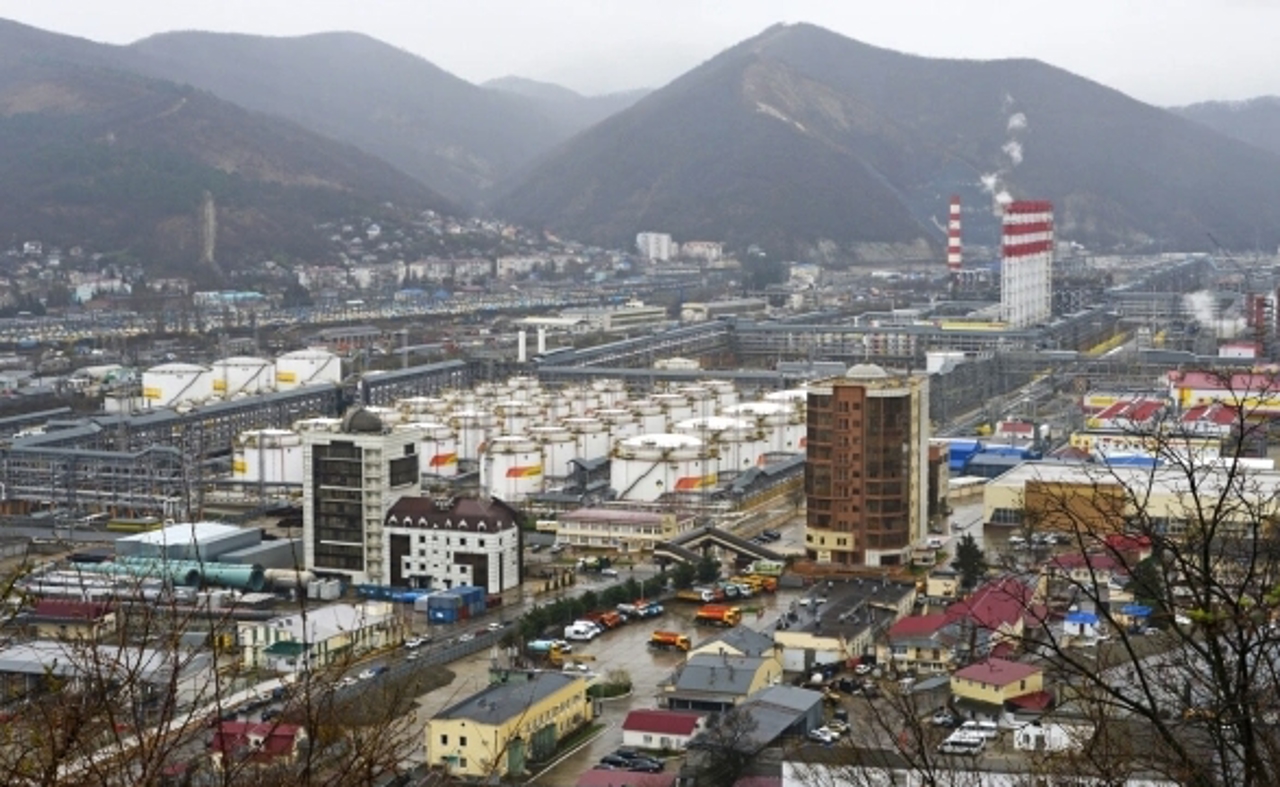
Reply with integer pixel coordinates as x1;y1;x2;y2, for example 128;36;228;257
947;196;962;274
517;330;527;363
537;326;547;355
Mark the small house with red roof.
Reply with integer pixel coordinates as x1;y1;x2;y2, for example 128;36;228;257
1179;403;1239;438
950;658;1049;721
1045;551;1129;589
27;600;116;642
209;721;306;769
621;709;706;751
943;575;1044;661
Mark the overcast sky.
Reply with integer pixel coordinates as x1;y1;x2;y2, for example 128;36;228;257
1;0;1276;105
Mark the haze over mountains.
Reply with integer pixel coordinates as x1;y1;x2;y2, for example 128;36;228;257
3;16;1280;269
1173;97;1280;159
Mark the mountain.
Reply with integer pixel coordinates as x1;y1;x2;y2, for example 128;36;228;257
1173;97;1280;159
497;23;1280;257
0;19;454;275
483;76;649;132
126;32;596;205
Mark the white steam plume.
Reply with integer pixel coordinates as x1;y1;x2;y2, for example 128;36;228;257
1007;112;1027;132
1002;140;1024;166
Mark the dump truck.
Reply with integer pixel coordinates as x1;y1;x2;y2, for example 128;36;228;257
649;631;692;651
695;604;743;627
676;588;715;603
585;610;623;630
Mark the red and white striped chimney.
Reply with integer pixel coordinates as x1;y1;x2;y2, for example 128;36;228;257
947;195;962;273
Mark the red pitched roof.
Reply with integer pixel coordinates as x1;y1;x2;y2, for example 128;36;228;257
577;771;675;787
211;722;304;760
30;600;112;621
1007;690;1055;710
887;613;949;639
622;709;703;736
1169;369;1280;393
953;657;1041;687
1182;403;1238;426
946;577;1033;631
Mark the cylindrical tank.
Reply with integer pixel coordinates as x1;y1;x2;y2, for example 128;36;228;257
210;356;276;398
764;388;809;410
563;416;609;460
530;425;576;479
494;400;542;435
482;435;543;502
721;402;797;453
363;405;403;426
142;363;212;409
407;420;459;477
678;386;716;419
506;376;541;401
611;433;716;502
674;416;764;475
630;400;666;434
450;409;494;462
591;378;628;409
294;417;342;434
233;429;304;485
596;408;642;444
264;568;316;589
275;349;341;390
702;379;739;409
652;393;694;427
558;386;601;417
397;396;450;419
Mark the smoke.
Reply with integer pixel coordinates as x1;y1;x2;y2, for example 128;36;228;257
1183;290;1246;339
1002;140;1024;166
978;96;1030;214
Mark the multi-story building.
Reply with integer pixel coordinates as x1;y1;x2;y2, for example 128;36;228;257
1000;200;1054;328
301;410;425;584
426;670;594;779
804;366;930;567
383;496;522;593
636;232;675;261
237;602;399;673
549;507;697;553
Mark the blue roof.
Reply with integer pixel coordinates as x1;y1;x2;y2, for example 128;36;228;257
1121;604;1153;617
1066;611;1099;625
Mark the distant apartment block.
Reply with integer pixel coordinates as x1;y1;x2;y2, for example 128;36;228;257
636;232;675;262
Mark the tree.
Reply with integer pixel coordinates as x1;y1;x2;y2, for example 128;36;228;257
688;707;760;787
696;554;720;585
672;562;698;590
951;533;987;589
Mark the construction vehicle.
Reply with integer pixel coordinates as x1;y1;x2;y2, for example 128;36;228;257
585;610;623;630
746;560;784;577
618;600;664;620
526;641;566;666
746;575;779;593
676;588;715;603
695;604;743;627
649;631;692;651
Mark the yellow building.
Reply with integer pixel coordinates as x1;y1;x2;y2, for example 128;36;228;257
925;569;960;600
237;602;399;674
548;507;696;552
982;461;1280;539
664;653;784;713
426;671;594;778
951;658;1044;708
27;600;117;643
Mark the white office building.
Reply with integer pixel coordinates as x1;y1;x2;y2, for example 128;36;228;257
636;232;675;262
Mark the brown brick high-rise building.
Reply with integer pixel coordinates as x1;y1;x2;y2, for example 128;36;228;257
805;365;930;567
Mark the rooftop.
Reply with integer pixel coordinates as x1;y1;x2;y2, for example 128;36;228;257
436;671;582;724
621;709;703;736
787;578;916;640
692;626;776;658
264;603;392;644
985;460;1280;500
952;657;1042;687
672;654;765;696
117;521;242;547
560;507;666;525
945;576;1038;632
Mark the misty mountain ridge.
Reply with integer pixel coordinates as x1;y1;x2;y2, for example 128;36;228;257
0;19;454;275
1172;96;1280;159
498;22;1280;258
483;75;650;131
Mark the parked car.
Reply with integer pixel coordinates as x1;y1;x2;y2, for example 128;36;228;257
762;529;781;540
854;663;873;676
613;748;641;761
601;568;620;577
487;622;504;632
599;754;630;768
358;668;380;681
405;637;426;649
808;727;837;744
628;758;664;773
932;711;959;728
458;632;476;643
529;543;543;553
958;720;1000;739
826;720;850;736
549;544;565;554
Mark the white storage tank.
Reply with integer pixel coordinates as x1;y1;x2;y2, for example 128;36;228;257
558;386;601;417
363;405;403;426
678;386;716;418
276;349;341;390
450;409;494;461
675;416;765;475
482;435;543;502
397;396;449;419
563;416;609;460
702;379;739;408
142;362;212;409
722;401;802;453
540;390;577;421
531;425;576;479
506;375;542;401
591;378;628;409
652;393;694;428
294;417;342;434
233;429;304;485
764;388;809;410
494;399;543;435
596;408;642;444
611;433;716;502
407;420;459;477
630;400;666;434
211;356;276;398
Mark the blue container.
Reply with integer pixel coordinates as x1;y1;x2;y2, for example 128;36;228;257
428;606;458;624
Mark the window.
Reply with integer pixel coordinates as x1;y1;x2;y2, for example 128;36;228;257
644;734;653;743
440;734;448;746
460;736;467;746
1020;679;1026;691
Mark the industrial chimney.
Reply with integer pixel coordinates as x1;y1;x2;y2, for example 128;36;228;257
947;195;962;274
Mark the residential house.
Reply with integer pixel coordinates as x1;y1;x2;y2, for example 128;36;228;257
26;600;116;642
210;722;307;769
426;670;593;779
877;613;955;675
925;567;960;600
664;653;783;713
621;709;706;752
943;574;1045;661
773;580;916;671
688;626;778;660
950;658;1048;721
237;602;399;673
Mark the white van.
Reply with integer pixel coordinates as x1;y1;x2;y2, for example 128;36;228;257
938;734;986;756
959;720;1000;739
